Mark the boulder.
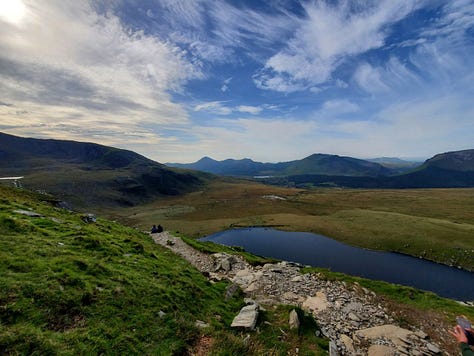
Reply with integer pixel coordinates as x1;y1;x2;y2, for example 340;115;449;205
231;303;259;329
356;325;413;347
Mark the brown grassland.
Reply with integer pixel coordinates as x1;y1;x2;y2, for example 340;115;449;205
104;179;474;271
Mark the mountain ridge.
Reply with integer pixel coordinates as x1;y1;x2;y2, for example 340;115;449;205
168;153;393;177
0;132;209;208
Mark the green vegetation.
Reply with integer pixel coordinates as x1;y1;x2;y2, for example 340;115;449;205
0;186;328;355
110;181;474;271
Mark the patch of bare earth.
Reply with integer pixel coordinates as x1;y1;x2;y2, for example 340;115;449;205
189;335;214;356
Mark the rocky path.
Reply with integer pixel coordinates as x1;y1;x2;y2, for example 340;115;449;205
152;231;450;355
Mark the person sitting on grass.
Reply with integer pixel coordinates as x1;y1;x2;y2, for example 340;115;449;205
151;224;159;233
450;324;474;355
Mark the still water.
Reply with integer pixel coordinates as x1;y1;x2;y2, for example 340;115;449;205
201;228;474;301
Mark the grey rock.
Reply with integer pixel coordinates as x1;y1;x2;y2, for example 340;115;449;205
195;320;210;328
426;343;441;354
289;309;300;330
13;209;42;217
231;304;259;329
329;341;340;356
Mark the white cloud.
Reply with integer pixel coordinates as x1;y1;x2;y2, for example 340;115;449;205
254;0;424;92
194;102;264;116
194;101;233;115
353;63;390;93
237;105;262;115
320;99;359;115
0;1;201;149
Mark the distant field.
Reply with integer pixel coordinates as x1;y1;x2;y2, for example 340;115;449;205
105;181;474;271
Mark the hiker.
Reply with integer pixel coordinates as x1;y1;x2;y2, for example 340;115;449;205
157;224;163;233
151;224;159;233
449;323;474;355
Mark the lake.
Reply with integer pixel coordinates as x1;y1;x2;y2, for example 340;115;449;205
200;228;474;301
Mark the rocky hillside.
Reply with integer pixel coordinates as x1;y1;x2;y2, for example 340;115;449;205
421;149;474;172
0;132;209;208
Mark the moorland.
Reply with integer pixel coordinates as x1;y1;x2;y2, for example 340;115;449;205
107;180;474;272
1;132;474;354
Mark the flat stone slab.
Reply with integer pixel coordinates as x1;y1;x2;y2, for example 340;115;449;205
231;304;259;329
356;324;413;346
302;291;328;314
368;345;396;356
13;209;42;217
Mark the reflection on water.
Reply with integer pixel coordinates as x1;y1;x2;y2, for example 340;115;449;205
201;228;474;301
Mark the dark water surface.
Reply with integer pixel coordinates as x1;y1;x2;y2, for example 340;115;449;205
200;228;474;301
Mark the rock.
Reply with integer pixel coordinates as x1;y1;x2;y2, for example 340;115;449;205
231;304;259;329
195;320;210;328
244;282;259;293
356;324;413;346
340;334;355;354
282;291;302;302
414;330;428;339
81;213;97;223
329;341;340;356
291;275;303;282
348;312;361;322
289;309;300;330
426;343;441;354
225;283;240;300
13;209;42;217
302;292;329;314
368;345;396;356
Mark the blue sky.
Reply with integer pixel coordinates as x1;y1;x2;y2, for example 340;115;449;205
0;0;473;163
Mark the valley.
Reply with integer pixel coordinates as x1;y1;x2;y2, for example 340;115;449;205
107;181;474;272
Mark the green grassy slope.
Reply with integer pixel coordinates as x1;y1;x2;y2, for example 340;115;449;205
0;186;328;355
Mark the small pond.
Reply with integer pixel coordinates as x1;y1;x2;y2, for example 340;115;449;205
200;228;474;301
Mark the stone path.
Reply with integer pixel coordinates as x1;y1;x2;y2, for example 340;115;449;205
152;231;446;355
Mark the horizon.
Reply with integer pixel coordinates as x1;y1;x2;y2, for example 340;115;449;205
1;1;473;163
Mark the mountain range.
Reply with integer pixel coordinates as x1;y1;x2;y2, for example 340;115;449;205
0;132;209;208
167;154;423;177
1;132;473;208
167;154;402;177
168;150;474;188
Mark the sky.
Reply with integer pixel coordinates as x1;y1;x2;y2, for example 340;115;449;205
0;0;473;163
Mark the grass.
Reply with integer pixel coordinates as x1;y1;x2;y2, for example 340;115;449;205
0;185;328;355
105;181;474;270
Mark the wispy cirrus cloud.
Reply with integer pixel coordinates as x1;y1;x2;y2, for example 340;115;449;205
194;101;266;116
254;0;425;92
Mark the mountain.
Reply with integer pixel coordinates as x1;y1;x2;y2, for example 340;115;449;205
168;153;392;177
169;156;279;176
0;132;208;208
367;157;422;173
266;149;474;189
420;149;474;172
281;154;392;176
